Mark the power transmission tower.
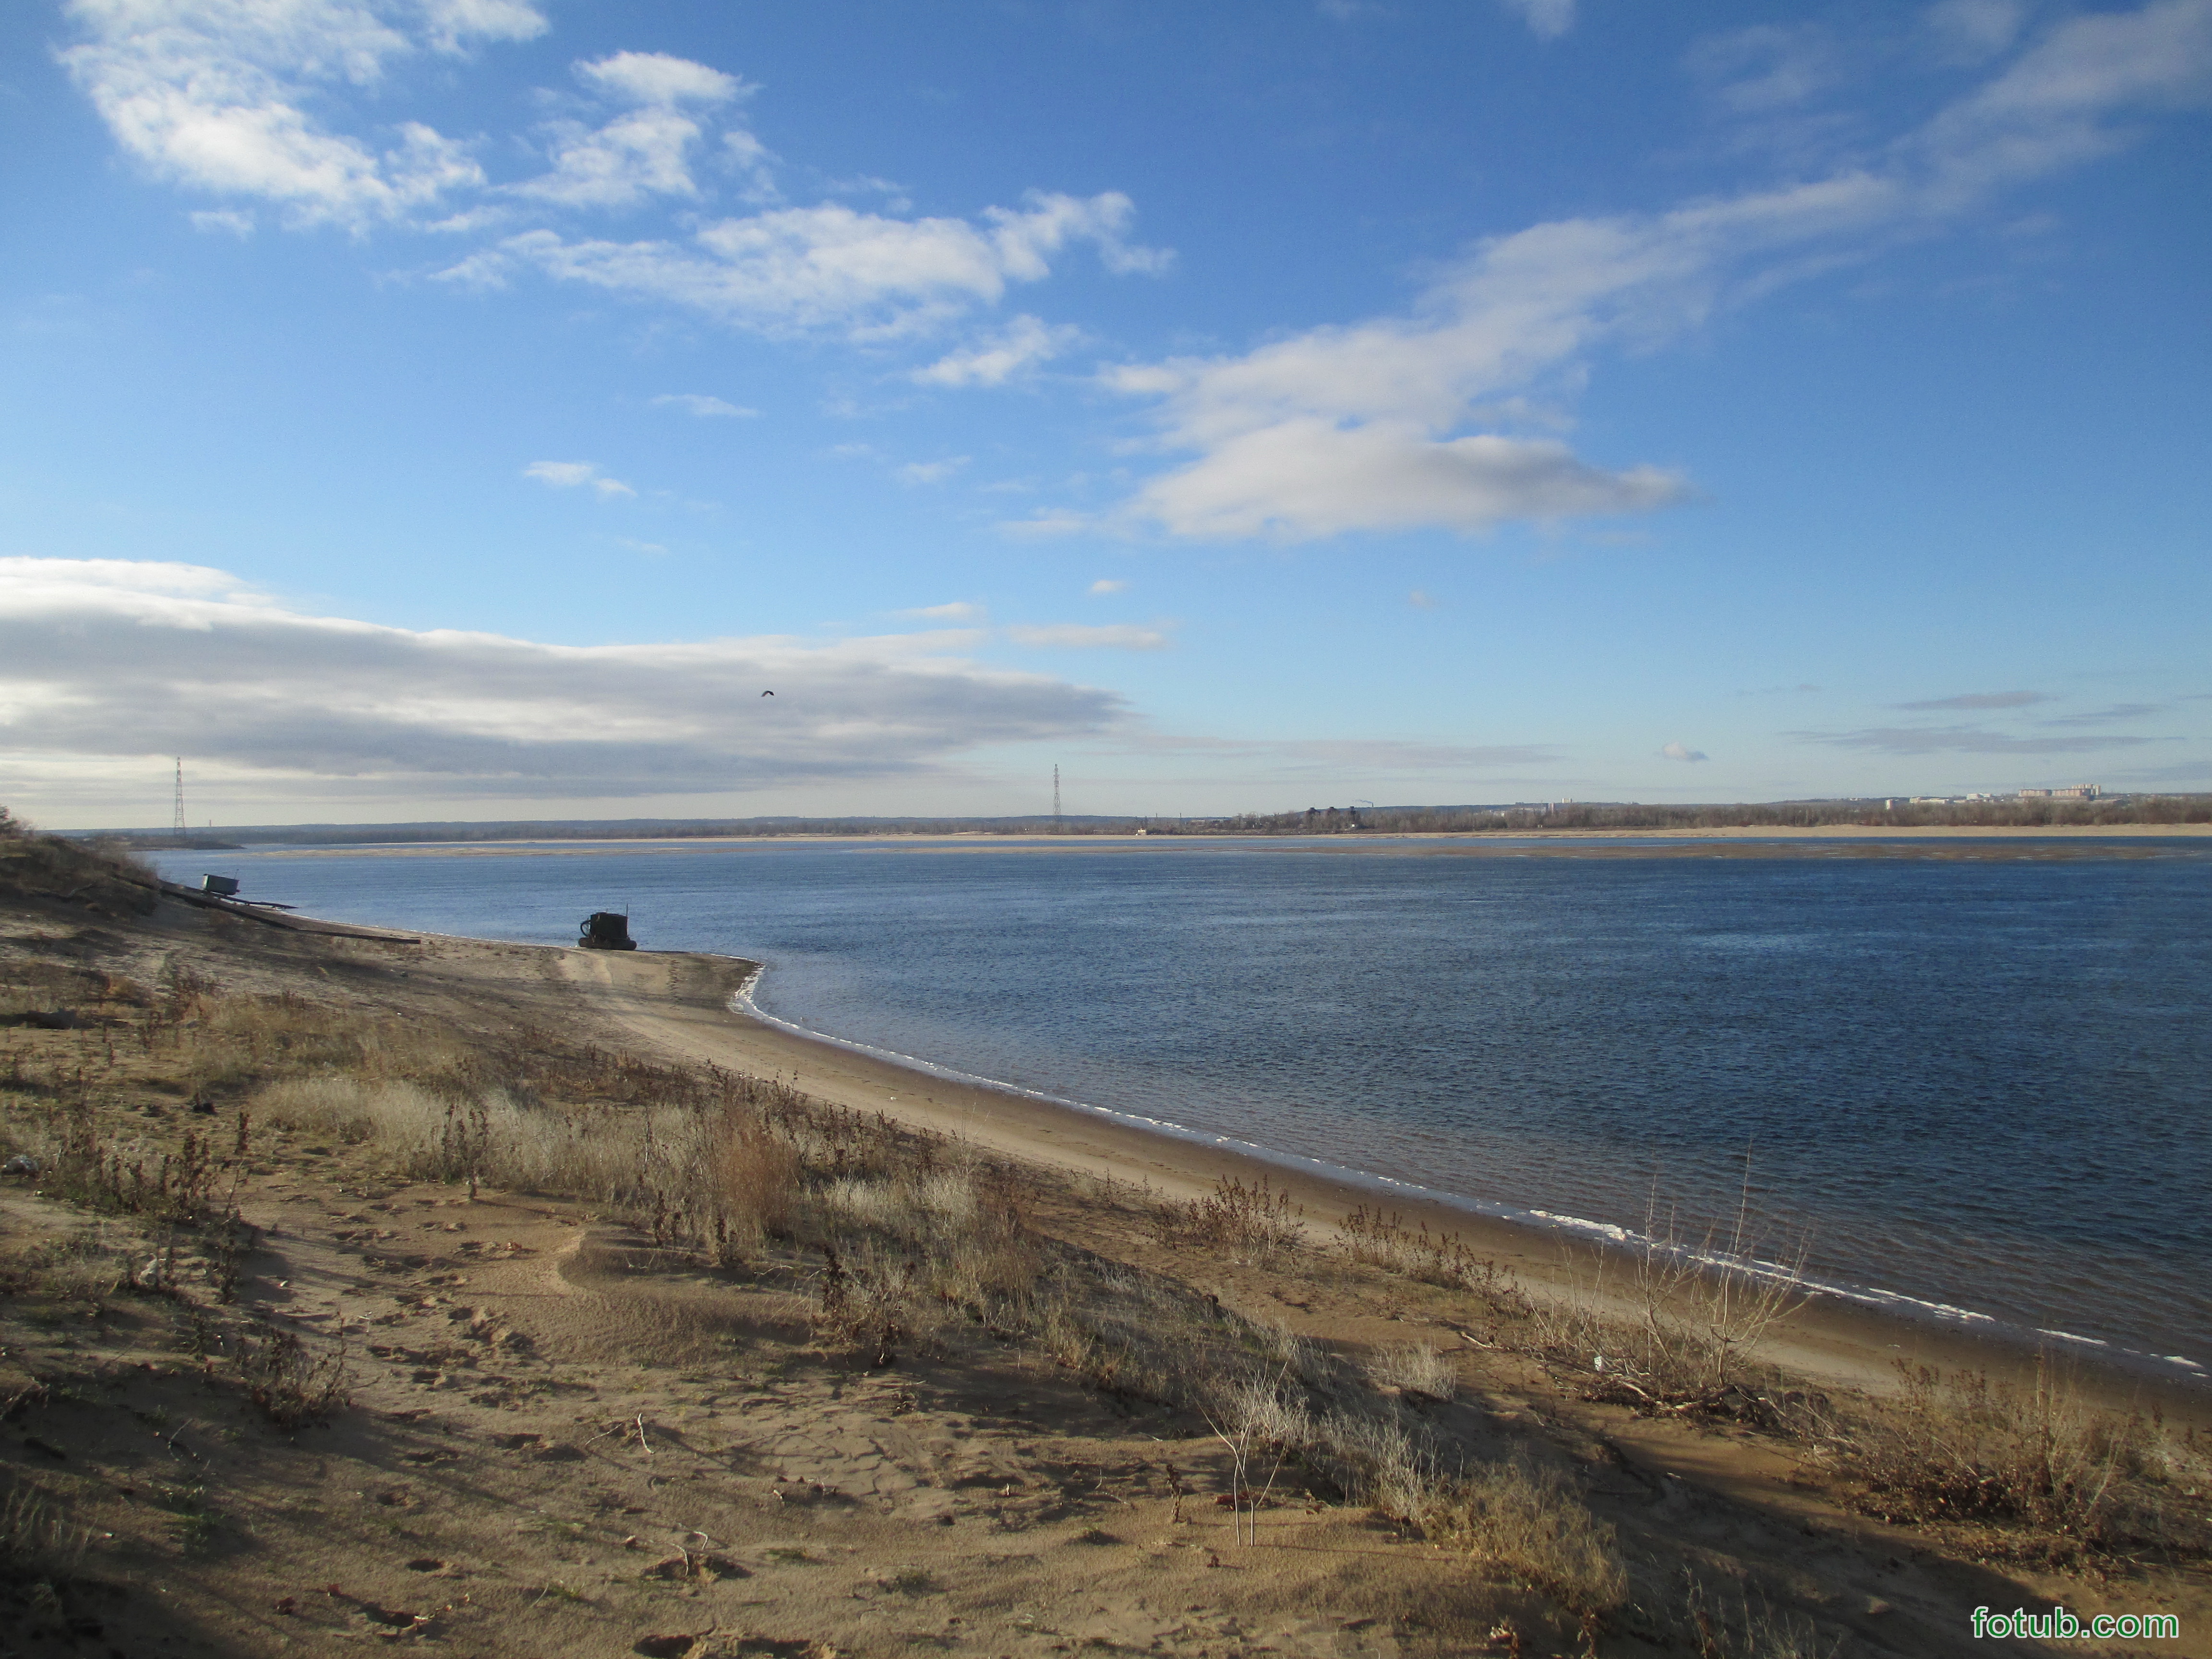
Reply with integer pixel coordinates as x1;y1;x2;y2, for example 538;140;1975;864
1052;764;1061;825
172;758;187;846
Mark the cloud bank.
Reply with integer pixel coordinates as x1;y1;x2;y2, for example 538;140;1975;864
0;559;1124;804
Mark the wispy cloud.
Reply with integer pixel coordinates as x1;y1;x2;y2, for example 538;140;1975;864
1006;623;1174;650
188;208;255;237
60;0;543;229
1792;724;2158;756
1687;24;1839;114
914;314;1082;386
523;459;634;497
1927;0;2031;64
1662;741;1709;762
650;393;758;418
997;510;1090;538
897;457;971;486
1499;0;1575;42
0;558;1122;800
1087;579;1128;596
1892;689;2048;710
512;52;748;210
1408;589;1439;610
900;601;985;621
62;4;1166;353
1101;0;2212;540
2036;701;2167;726
472;192;1168;341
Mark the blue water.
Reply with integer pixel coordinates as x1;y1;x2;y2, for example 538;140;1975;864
153;838;2212;1373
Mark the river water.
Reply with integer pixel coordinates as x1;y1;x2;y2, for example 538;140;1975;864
151;837;2212;1377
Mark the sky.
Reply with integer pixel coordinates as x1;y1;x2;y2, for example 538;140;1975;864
2;0;2209;829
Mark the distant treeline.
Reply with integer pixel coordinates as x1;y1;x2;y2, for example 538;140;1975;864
85;794;2212;847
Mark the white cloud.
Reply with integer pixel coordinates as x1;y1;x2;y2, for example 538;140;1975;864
1408;589;1438;610
901;601;984;621
61;0;542;228
913;314;1082;386
512;52;745;210
1006;623;1173;650
1087;579;1128;596
480;191;1168;339
188;206;255;235
650;393;758;418
1499;0;1575;41
0;558;1122;801
1127;420;1686;539
896;457;970;486
523;459;634;497
577;49;740;106
1910;0;2212;204
1661;741;1709;762
1103;0;2212;541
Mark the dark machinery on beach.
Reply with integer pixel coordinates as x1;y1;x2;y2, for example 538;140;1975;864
578;911;637;951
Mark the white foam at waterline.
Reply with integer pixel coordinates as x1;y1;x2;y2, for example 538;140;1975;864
724;959;2208;1382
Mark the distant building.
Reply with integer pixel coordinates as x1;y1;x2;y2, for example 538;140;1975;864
2018;784;2101;801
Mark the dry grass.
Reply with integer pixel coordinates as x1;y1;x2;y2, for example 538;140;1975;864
1816;1356;2208;1556
1366;1342;1457;1400
1428;1455;1628;1619
228;1323;354;1430
1150;1174;1307;1263
0;809;156;920
1680;1574;1844;1659
0;1479;91;1587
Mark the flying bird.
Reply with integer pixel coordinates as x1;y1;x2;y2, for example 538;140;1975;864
761;689;774;697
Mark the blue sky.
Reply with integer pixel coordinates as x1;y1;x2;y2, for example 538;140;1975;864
3;0;2208;827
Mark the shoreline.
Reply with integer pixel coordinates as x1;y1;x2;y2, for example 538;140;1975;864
543;938;2212;1427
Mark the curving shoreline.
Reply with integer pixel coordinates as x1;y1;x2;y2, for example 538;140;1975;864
542;940;2211;1424
728;960;2205;1388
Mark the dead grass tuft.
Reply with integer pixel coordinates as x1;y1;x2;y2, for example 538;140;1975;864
1366;1342;1457;1400
1829;1356;2198;1553
1150;1174;1306;1263
0;1479;91;1587
228;1323;353;1430
1429;1455;1628;1618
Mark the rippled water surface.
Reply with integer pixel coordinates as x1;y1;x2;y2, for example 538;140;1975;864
153;839;2212;1371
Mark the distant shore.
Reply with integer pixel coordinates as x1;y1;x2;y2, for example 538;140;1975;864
201;820;2212;861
